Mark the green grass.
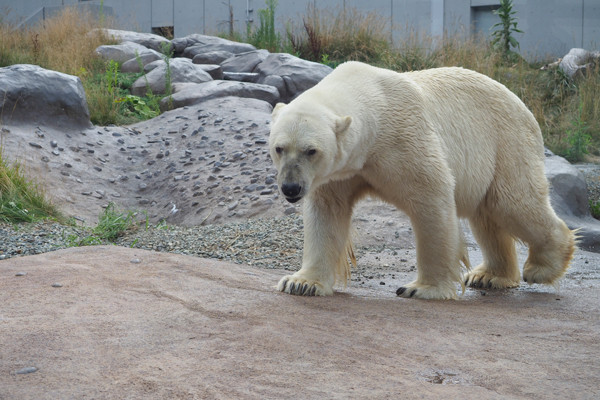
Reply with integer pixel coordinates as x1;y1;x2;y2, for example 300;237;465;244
64;202;137;246
0;150;63;223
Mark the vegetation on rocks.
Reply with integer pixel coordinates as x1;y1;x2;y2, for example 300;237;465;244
0;150;62;223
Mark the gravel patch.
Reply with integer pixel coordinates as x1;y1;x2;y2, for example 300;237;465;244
0;216;304;272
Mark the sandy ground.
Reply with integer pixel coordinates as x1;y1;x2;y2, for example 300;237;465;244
1;244;599;400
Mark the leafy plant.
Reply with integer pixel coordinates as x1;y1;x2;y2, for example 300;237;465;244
564;102;591;162
115;95;159;119
490;0;523;62
248;0;281;52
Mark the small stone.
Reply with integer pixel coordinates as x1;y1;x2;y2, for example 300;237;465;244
15;367;38;374
52;150;60;156
130;258;141;264
0;254;7;260
51;283;63;288
50;140;58;148
41;156;49;162
15;271;27;276
29;142;42;149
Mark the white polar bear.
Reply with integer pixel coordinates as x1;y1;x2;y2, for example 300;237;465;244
269;61;576;300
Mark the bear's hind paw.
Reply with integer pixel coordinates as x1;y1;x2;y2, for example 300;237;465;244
277;275;333;296
464;269;520;289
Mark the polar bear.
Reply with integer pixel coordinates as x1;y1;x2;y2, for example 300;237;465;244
269;61;576;300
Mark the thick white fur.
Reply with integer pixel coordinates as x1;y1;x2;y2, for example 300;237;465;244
269;61;575;300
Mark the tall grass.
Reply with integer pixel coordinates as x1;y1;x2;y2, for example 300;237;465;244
0;150;62;223
287;4;391;65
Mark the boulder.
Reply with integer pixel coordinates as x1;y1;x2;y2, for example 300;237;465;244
255;53;332;103
559;48;600;78
95;41;153;63
131;58;213;96
172;34;256;56
220;50;270;73
192;51;234;65
197;64;224;80
121;50;163;73
100;28;172;53
0;64;90;129
545;151;600;251
160;81;279;111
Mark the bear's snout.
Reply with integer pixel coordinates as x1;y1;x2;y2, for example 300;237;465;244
281;182;302;203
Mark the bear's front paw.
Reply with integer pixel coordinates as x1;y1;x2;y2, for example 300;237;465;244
464;266;520;289
396;281;457;300
277;275;333;296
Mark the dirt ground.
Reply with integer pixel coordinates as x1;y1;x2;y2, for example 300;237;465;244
1;244;599;400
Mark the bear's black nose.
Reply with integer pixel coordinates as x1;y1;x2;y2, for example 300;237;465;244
281;183;302;198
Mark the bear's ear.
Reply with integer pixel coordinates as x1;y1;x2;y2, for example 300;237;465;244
335;116;352;137
271;103;286;123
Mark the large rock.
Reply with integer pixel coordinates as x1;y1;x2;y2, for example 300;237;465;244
559;48;600;78
220;50;270;73
160;81;279;111
0;64;90;129
95;41;155;63
192;50;234;65
131;58;213;96
100;28;172;52
120;50;163;73
545;151;600;251
255;53;332;103
173;34;256;57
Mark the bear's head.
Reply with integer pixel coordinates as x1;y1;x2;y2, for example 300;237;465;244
269;102;352;203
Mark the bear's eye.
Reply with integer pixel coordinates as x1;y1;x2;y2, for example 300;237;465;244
275;146;283;155
306;149;317;156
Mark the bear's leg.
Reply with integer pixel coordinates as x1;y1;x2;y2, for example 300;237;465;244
277;178;366;296
396;203;464;300
464;210;521;289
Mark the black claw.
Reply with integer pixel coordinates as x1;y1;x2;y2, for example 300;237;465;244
396;287;407;296
301;283;308;295
309;286;316;296
281;278;289;292
486;281;493;289
409;289;417;298
523;276;528;283
464;278;469;286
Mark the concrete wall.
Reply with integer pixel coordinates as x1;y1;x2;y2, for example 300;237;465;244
2;0;599;61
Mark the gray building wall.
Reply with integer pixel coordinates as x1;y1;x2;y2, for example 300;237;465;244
1;0;599;60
